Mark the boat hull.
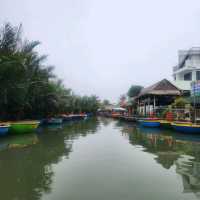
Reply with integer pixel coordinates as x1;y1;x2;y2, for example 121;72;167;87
172;123;200;133
62;116;72;122
70;115;86;121
42;118;63;125
0;126;10;136
10;121;39;134
140;120;160;128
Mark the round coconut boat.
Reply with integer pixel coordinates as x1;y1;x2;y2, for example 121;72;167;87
9;121;40;134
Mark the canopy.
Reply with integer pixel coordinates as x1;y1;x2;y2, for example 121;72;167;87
112;107;126;111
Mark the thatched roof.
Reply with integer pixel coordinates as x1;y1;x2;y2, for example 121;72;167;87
137;79;181;97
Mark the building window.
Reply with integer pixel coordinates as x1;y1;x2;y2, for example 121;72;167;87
196;71;200;80
184;72;192;81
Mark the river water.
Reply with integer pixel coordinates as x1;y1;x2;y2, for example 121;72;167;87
0;117;200;200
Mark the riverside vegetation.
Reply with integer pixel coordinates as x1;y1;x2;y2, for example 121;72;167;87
0;23;99;120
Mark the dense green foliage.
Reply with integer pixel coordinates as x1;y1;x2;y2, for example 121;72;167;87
171;97;190;108
127;85;143;98
0;23;99;120
102;99;110;106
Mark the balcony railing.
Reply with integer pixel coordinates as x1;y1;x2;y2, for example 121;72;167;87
173;62;199;73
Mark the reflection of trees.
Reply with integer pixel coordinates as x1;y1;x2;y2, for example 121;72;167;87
0;130;68;200
123;126;200;169
118;123;200;198
99;117;112;127
115;120;128;129
62;117;100;139
0;118;100;200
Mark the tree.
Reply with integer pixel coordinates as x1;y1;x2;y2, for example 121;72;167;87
0;23;57;119
0;22;100;120
171;97;190;108
118;94;126;107
103;99;110;106
127;85;143;98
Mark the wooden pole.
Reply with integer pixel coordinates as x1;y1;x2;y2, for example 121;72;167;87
138;99;140;115
148;97;150;116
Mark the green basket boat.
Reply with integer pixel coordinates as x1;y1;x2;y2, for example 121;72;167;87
9;121;40;134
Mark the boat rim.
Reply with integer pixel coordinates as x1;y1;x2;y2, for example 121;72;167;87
0;125;10;128
172;123;200;128
141;120;160;123
10;121;40;125
159;120;172;124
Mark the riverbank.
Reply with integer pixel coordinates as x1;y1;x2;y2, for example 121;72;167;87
0;114;90;137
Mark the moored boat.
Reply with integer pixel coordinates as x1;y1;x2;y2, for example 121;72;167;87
111;113;121;119
172;122;200;133
0;124;10;136
69;114;86;121
86;113;93;118
59;114;72;122
139;120;160;128
42;118;63;125
10;121;40;134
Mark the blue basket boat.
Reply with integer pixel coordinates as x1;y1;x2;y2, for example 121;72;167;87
0;124;10;136
172;122;200;133
41;118;63;125
139;120;160;128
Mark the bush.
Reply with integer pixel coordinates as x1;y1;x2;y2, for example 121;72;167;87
171;97;190;108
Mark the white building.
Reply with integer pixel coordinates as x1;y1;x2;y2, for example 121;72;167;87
173;47;200;91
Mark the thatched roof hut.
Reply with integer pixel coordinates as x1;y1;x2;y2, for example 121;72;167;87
138;79;181;97
135;79;181;116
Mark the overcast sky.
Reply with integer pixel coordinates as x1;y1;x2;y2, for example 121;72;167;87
1;0;200;102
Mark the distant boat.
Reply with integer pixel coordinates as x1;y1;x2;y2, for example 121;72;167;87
111;113;121;118
59;114;72;122
139;119;160;128
111;107;126;119
42;118;63;125
0;124;10;136
172;122;200;133
69;114;87;121
86;113;93;118
10;121;40;134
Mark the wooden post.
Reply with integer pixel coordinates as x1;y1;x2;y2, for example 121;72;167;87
153;96;156;113
148;97;150;116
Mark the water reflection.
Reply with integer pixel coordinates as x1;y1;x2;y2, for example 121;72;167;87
2;118;200;200
0;118;100;200
118;121;200;198
176;155;200;197
99;117;113;127
0;133;39;151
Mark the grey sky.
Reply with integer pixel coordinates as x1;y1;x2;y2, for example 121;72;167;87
1;0;200;102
